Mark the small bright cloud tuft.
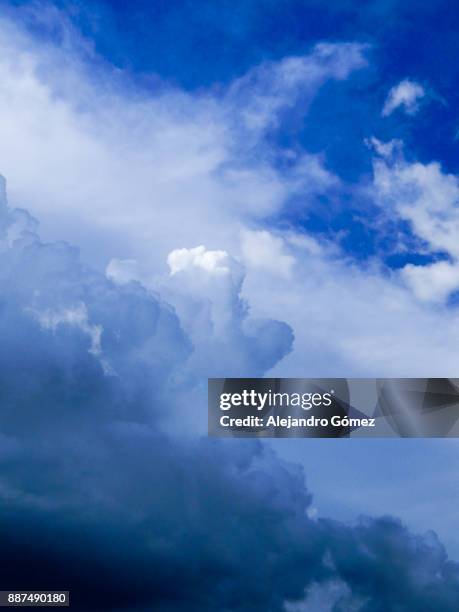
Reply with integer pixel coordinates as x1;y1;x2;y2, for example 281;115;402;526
382;79;426;116
167;245;233;276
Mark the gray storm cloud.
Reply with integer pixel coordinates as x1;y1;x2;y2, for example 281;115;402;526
0;178;459;611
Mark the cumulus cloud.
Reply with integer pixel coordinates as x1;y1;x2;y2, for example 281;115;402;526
2;6;459;610
107;245;292;385
372;146;459;258
370;138;459;301
1;178;459;610
401;261;459;303
167;245;233;276
324;516;459;611
161;244;293;380
382;79;426;116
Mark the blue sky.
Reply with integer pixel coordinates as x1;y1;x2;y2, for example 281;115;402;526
1;1;459;610
45;0;459;267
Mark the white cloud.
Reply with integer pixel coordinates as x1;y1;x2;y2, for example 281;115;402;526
241;236;459;378
3;7;459;568
241;229;296;278
229;42;367;134
0;9;371;381
229;141;459;376
0;11;365;274
167;245;233;276
160;244;293;379
401;260;459;303
6;7;459;381
0;9;376;394
382;79;426;116
373;155;459;258
370;139;459;301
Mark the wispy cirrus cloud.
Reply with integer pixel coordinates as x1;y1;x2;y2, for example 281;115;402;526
0;7;365;273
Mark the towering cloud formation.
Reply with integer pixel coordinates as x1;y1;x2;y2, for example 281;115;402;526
1;5;459;610
0;179;459;610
